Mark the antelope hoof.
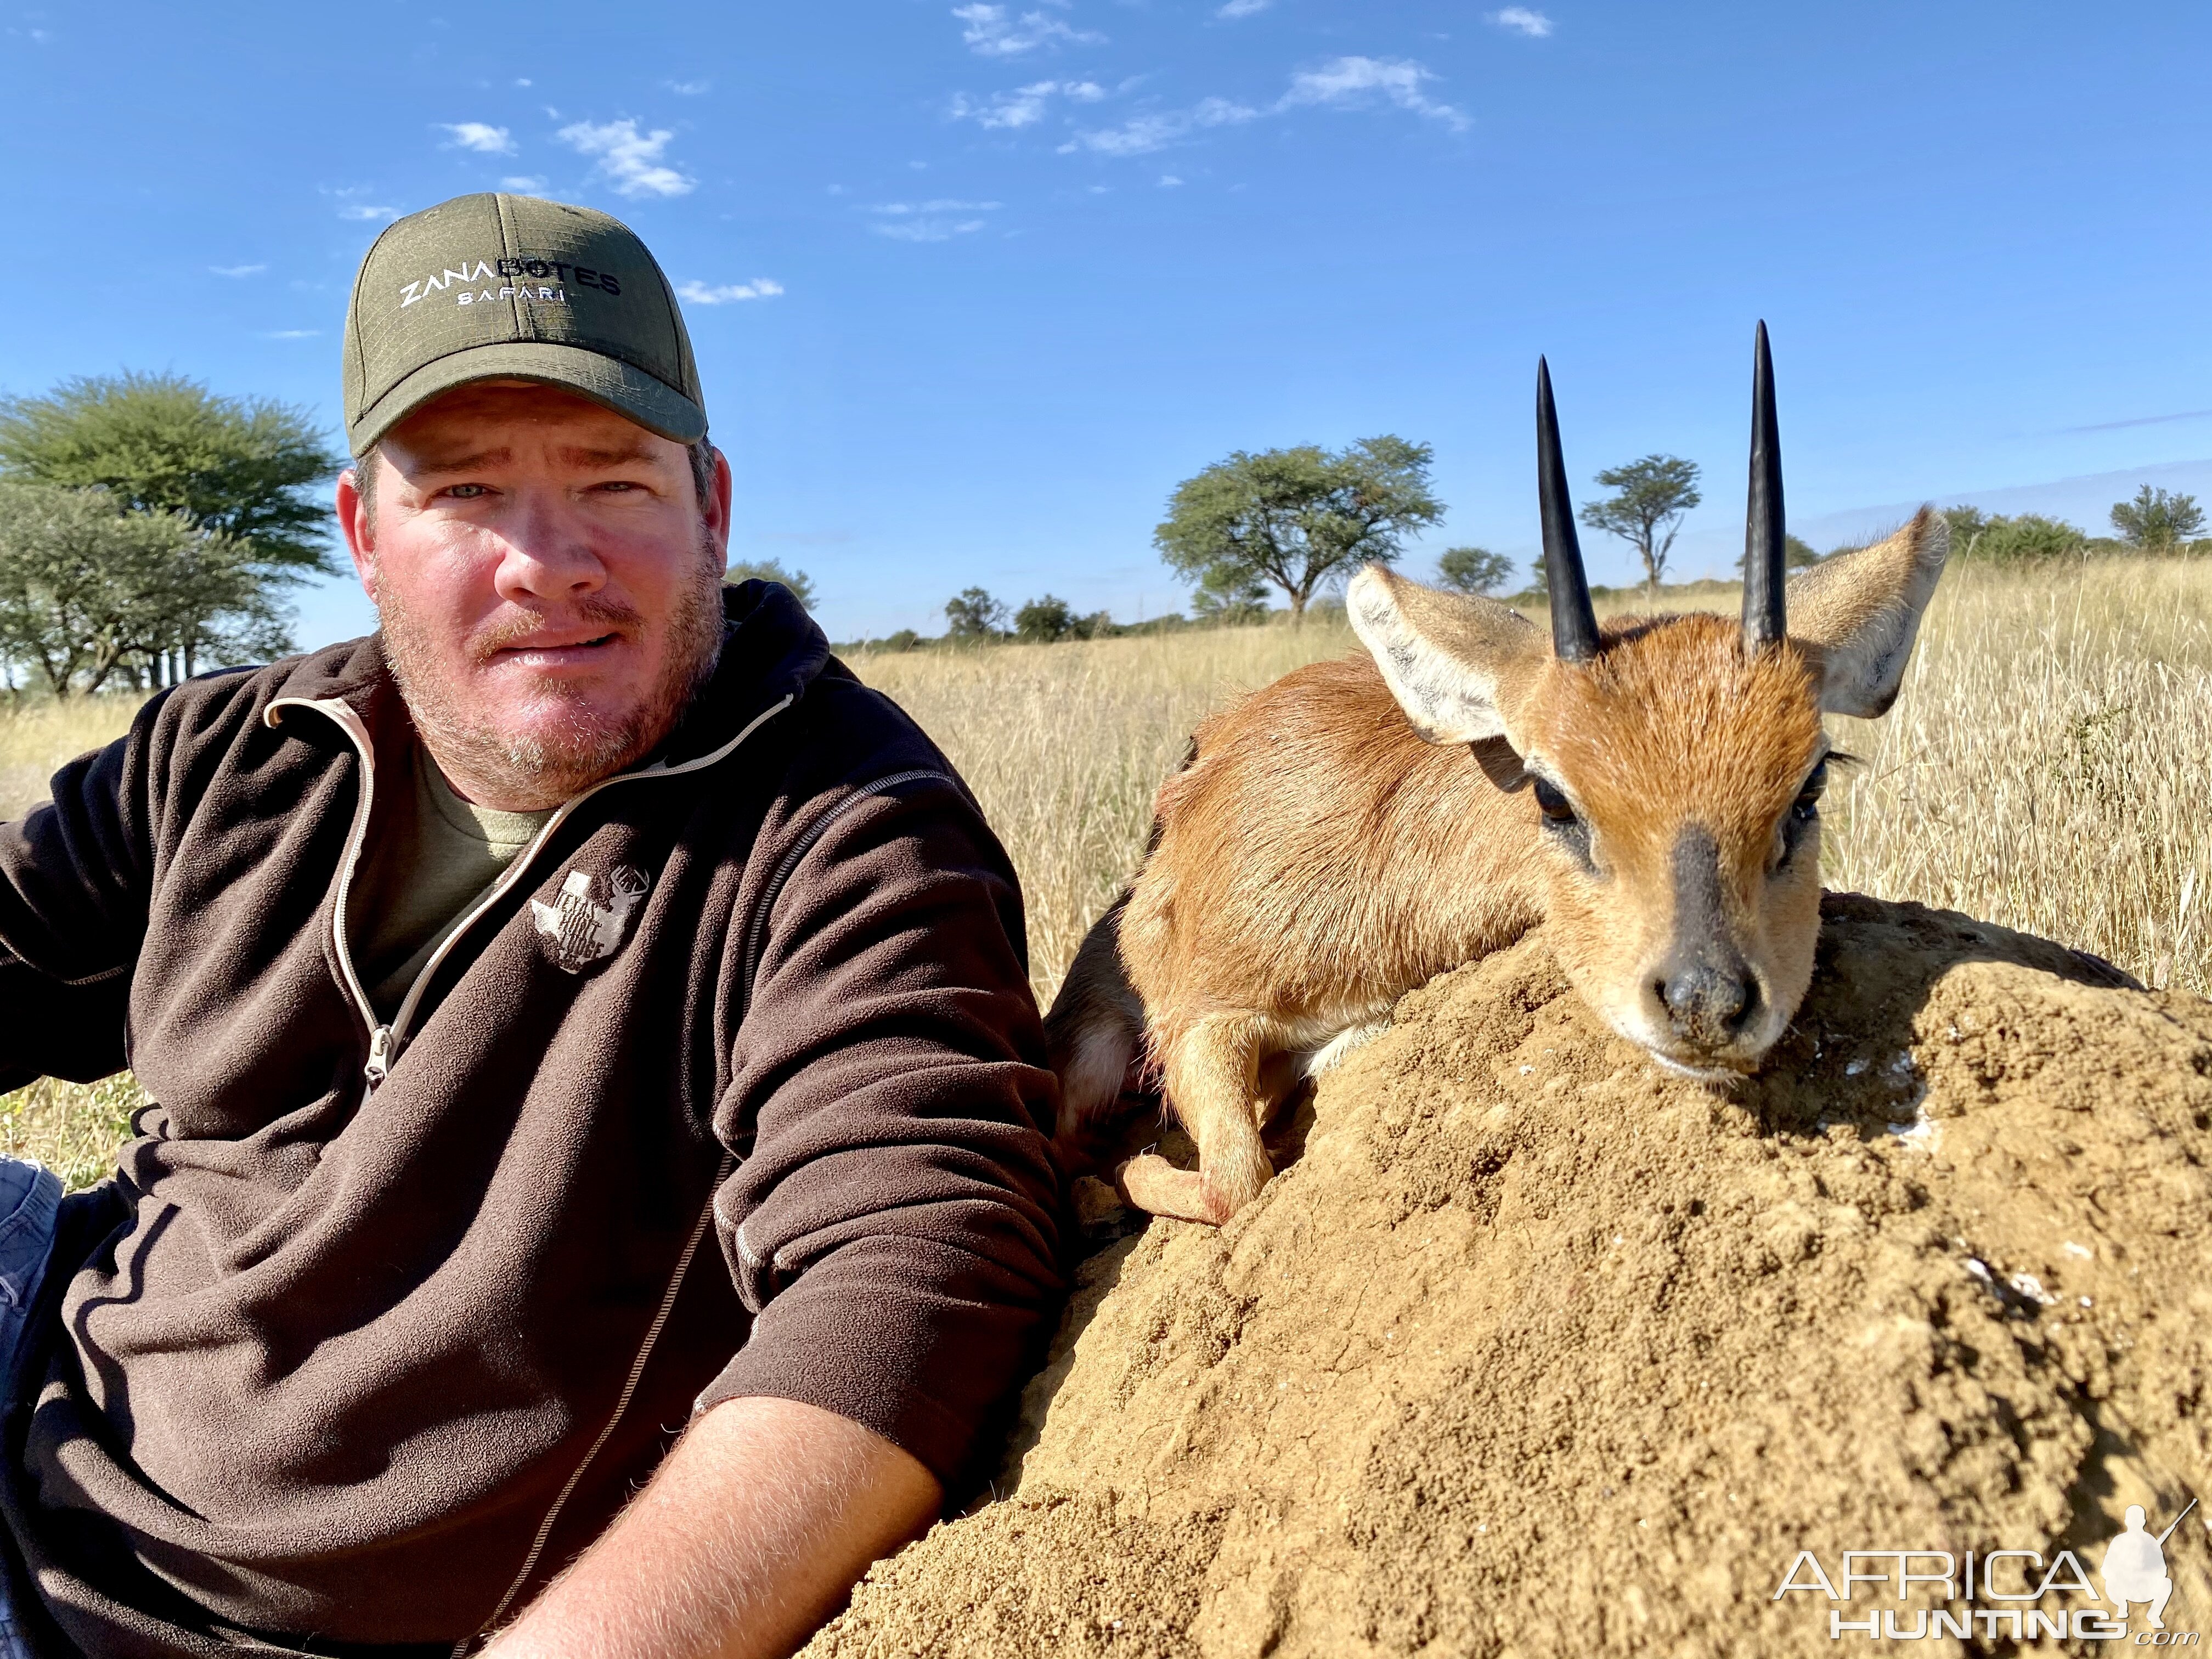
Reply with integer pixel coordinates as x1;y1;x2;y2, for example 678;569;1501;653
1114;1152;1267;1225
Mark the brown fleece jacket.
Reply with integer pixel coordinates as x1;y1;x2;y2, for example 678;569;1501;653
0;582;1066;1656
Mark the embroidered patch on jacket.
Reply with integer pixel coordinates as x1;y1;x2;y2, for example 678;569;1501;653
530;864;651;973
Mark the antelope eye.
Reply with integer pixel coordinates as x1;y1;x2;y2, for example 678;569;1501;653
1791;760;1829;825
1532;777;1578;825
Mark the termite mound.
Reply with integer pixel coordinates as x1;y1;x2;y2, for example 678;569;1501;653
806;894;2212;1658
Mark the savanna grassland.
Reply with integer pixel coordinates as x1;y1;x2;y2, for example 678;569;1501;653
3;552;2208;1186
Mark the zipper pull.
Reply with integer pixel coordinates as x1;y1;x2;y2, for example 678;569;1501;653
365;1025;394;1088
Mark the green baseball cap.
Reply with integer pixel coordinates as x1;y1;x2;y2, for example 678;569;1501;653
342;192;707;456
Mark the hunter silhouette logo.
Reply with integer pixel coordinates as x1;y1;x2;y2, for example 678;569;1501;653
1773;1497;2202;1642
2106;1502;2196;1633
531;865;651;973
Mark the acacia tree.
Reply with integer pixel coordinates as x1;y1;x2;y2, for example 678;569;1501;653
0;371;340;681
944;587;1007;639
1579;454;1701;595
0;484;285;697
1155;436;1444;622
723;558;816;610
1436;546;1513;596
2111;485;2204;549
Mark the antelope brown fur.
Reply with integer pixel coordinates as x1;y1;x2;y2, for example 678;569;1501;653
1045;327;1951;1224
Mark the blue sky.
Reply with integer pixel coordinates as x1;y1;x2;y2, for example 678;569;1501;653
3;1;2209;646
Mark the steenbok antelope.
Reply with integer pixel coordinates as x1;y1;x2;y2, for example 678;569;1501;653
1047;325;1949;1224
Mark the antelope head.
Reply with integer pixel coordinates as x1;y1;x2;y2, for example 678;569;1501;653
1348;326;1949;1081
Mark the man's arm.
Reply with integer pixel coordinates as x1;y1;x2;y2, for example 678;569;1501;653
490;757;1062;1657
486;1396;940;1659
0;695;170;1091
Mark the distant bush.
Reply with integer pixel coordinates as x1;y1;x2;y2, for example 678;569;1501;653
1189;566;1272;627
1014;595;1073;643
723;558;815;610
1940;507;2089;563
1733;533;1824;576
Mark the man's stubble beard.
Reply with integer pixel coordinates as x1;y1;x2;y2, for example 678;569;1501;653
375;533;727;808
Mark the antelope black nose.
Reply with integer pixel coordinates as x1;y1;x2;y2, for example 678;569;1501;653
1659;964;1755;1047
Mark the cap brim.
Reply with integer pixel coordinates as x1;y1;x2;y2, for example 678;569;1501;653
347;340;708;455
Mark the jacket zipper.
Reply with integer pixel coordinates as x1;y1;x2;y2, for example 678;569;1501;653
266;692;795;1093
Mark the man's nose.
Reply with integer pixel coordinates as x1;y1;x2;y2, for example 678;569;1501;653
493;493;608;603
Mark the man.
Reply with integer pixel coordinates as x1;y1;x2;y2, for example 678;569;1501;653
2100;1505;2176;1630
0;194;1065;1656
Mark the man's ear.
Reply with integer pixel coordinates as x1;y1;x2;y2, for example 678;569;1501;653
1347;563;1544;746
704;443;734;557
1786;506;1950;718
335;465;376;601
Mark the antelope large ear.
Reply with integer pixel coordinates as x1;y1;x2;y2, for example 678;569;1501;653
1786;507;1950;718
1347;564;1545;746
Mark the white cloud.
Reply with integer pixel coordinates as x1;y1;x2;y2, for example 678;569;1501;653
261;329;320;340
950;77;1104;129
1279;56;1468;129
877;219;988;242
338;203;399;222
665;78;710;95
952;3;1104;57
1158;174;1183;187
868;200;1002;242
872;199;1004;214
439;121;516;154
677;278;785;304
557;119;695;198
1059;56;1465;159
500;174;548;191
1061;96;1257;156
210;263;267;278
1489;7;1554;37
1217;0;1271;15
514;77;533;87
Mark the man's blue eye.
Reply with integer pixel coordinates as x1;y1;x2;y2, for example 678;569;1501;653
444;483;489;499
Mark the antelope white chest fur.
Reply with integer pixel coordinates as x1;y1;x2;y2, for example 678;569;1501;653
1046;326;1951;1224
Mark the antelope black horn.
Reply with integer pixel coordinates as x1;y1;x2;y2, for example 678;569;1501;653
1742;320;1787;651
1537;356;1601;664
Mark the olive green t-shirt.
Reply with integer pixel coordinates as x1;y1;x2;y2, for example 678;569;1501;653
348;743;556;1022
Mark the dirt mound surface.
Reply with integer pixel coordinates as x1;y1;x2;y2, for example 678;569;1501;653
806;895;2212;1657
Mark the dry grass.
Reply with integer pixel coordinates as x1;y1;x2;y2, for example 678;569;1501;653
0;1076;143;1193
1820;555;2212;995
0;695;147;822
855;623;1358;996
4;555;2207;1187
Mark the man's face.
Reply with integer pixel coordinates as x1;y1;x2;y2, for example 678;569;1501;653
337;382;731;810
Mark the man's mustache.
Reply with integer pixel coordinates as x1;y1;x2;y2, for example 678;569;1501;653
466;596;645;664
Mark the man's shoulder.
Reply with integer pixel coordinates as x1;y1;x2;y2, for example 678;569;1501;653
777;659;958;795
123;638;383;774
156;638;380;727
